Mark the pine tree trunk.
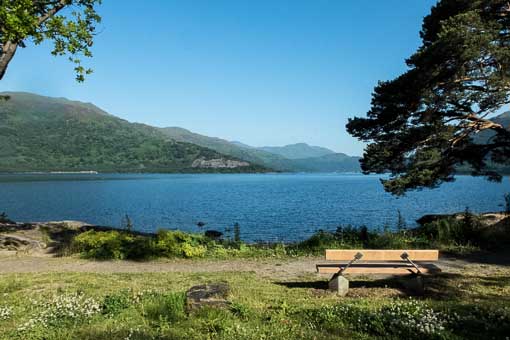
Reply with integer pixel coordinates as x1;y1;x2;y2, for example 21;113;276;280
0;41;18;80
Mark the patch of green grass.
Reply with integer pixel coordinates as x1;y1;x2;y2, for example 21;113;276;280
142;291;186;323
0;267;509;339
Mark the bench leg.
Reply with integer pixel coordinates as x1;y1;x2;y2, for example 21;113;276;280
402;274;424;295
329;273;349;296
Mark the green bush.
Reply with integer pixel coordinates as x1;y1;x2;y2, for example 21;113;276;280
155;230;207;258
73;229;212;260
418;211;486;250
0;212;13;224
74;230;126;260
292;225;431;254
73;230;157;260
293;229;349;254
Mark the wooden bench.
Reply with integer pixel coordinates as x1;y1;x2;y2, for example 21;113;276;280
316;249;440;296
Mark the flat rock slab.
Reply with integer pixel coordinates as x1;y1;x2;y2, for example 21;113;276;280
0;235;43;251
186;282;230;311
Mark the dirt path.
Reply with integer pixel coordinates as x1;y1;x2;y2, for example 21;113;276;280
0;255;324;280
1;252;509;280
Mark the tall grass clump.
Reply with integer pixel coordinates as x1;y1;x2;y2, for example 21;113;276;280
416;208;507;251
142;292;186;323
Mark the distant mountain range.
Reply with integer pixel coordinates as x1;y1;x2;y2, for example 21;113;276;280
0;92;267;173
160;128;361;172
0;92;361;173
3;92;508;175
258;143;336;159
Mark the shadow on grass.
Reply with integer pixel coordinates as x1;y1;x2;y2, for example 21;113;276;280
275;271;510;301
274;277;408;294
426;272;510;301
441;249;510;267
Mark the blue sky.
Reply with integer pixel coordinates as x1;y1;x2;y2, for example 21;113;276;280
0;0;438;156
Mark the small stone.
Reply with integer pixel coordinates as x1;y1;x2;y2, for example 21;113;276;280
186;282;230;312
329;274;349;296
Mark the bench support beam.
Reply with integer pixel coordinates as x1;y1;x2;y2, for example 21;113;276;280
328;273;349;296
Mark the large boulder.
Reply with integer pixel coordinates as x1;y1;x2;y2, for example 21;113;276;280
186;282;230;311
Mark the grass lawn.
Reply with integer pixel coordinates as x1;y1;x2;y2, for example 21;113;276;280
1;255;509;340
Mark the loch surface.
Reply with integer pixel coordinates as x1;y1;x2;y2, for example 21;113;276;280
1;173;508;242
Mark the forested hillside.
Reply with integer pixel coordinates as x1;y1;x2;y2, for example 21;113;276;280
0;92;266;173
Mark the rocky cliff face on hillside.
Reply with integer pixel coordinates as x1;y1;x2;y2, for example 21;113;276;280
191;158;251;169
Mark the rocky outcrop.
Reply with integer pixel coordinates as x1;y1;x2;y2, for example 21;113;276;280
417;211;509;227
191;157;250;169
0;235;44;251
186;283;230;311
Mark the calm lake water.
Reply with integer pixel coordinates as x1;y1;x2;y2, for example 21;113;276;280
0;173;509;242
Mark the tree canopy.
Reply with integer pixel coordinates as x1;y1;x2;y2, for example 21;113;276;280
0;0;101;82
347;0;510;195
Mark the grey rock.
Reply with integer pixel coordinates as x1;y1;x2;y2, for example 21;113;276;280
186;282;230;311
191;157;250;169
329;274;349;296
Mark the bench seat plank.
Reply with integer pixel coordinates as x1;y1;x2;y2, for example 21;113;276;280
316;263;441;275
325;249;439;261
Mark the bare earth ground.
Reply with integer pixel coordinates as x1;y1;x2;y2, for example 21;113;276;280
1;251;508;281
0;254;320;279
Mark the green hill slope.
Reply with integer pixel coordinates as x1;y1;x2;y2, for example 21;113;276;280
0;92;267;173
160;128;361;172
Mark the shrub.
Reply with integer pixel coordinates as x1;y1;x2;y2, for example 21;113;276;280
155;230;207;258
74;230;125;260
73;230;157;260
294;230;346;254
123;236;156;260
293;225;430;254
335;225;369;247
0;212;13;224
418;211;484;250
369;231;418;249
